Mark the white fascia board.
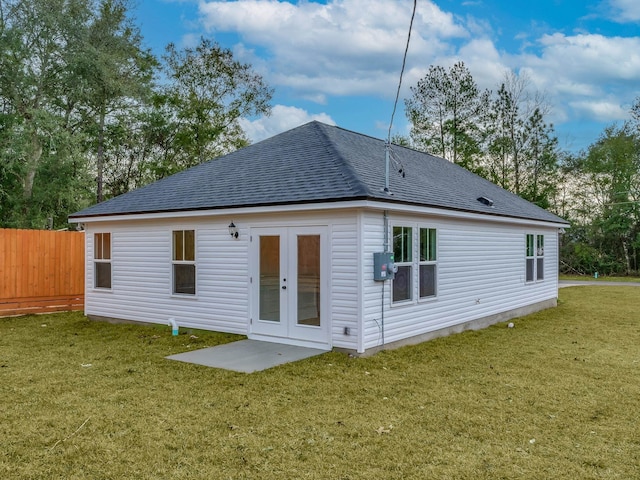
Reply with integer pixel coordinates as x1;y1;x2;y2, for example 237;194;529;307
71;199;568;229
69;200;370;223
363;201;569;229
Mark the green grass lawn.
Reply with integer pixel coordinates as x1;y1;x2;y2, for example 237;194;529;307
1;287;639;479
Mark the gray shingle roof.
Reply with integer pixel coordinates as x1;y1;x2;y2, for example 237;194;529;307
70;121;567;225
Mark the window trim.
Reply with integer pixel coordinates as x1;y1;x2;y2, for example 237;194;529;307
391;224;439;305
536;234;544;281
391;225;413;304
93;232;112;290
525;233;544;284
418;227;437;300
172;229;196;296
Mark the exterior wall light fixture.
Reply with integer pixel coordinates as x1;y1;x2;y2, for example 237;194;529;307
228;222;239;239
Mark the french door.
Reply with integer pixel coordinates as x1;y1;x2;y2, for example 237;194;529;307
250;226;328;346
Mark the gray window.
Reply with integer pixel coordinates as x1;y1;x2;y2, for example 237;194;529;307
392;226;412;303
419;228;437;298
94;233;111;289
536;235;544;281
526;234;544;283
173;230;195;295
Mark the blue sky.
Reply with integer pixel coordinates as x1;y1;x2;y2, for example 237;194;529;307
133;0;640;152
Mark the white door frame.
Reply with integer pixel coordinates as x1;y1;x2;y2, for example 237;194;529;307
249;226;330;349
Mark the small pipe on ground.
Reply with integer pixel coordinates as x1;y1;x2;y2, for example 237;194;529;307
168;317;179;336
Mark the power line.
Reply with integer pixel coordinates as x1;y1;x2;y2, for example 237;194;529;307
387;0;417;144
388;146;406;177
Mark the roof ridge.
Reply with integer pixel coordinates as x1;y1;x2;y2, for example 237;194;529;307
312;122;372;197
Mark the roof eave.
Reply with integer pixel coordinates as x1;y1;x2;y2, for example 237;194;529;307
70;194;568;227
374;195;569;226
68;196;371;221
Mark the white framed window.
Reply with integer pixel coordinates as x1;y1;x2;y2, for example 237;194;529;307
392;226;413;303
94;232;111;289
419;228;437;298
536;234;544;281
526;233;544;283
173;230;195;295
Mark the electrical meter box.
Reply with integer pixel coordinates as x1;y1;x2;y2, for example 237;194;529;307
373;252;395;281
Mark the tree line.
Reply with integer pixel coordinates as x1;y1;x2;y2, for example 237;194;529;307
1;2;638;275
403;61;640;276
0;0;272;229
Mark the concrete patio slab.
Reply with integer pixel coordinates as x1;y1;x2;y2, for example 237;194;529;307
166;339;328;373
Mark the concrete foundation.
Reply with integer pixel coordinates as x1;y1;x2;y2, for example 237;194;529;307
89;298;557;358
337;298;558;357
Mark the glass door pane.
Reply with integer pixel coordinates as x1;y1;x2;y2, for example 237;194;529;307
259;235;280;322
297;235;320;326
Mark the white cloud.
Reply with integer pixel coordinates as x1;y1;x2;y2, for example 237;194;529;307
569;99;630;122
195;0;639;141
456;37;507;89
239;104;336;142
535;33;640;83
510;33;640;124
180;33;200;48
198;0;468;99
608;0;640;22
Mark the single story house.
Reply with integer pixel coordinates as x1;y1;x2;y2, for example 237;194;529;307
70;121;569;355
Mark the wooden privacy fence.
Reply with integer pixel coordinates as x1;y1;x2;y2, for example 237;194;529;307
0;228;85;316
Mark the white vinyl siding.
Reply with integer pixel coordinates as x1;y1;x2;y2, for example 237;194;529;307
84;210;362;350
82;207;561;353
361;214;559;351
361;211;386;350
85;219;249;334
329;219;360;350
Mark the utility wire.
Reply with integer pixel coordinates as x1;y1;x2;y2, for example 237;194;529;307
387;0;417;143
388;146;406;177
